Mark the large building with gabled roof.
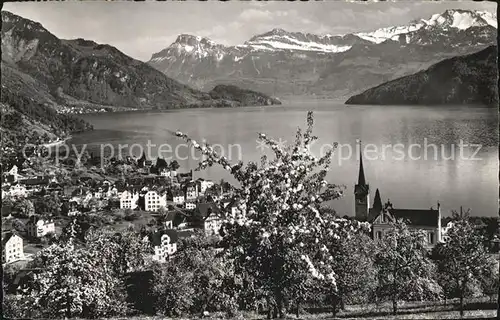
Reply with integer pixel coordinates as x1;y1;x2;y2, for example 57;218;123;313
354;145;442;247
2;232;24;264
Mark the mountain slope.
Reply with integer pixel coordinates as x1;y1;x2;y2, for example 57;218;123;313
1;11;280;111
344;46;498;106
1;62;93;167
148;9;497;98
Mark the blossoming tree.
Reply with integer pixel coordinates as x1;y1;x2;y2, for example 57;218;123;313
17;222;150;318
434;217;495;317
22;240;126;318
375;220;442;315
175;111;370;318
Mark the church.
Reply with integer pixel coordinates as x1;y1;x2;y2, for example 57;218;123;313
354;148;442;248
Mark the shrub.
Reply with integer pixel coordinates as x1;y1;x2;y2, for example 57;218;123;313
45;231;57;244
113;210;125;222
3;294;40;319
124;211;140;222
12;219;26;233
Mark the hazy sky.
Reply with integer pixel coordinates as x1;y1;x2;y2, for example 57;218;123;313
3;0;496;61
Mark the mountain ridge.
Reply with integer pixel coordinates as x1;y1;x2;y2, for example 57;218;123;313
344;45;498;107
0;10;281;149
147;9;497;98
0;10;281;112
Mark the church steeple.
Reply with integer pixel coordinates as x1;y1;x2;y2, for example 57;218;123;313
354;140;370;221
358;145;366;186
373;188;382;212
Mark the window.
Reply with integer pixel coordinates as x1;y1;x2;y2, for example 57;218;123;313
429;232;435;244
377;231;382;240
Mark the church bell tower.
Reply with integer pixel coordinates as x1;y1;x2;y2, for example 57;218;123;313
354;143;370;221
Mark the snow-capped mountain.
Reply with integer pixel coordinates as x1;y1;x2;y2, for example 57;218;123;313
149;28;368;66
148;9;497;98
356;9;496;44
1;11;281;112
150;34;229;62
423;9;496;29
242;28;366;53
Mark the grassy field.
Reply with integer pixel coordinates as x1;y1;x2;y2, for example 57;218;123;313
105;297;498;320
110;310;497;320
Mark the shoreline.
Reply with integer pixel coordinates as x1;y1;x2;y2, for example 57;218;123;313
43;136;73;148
74;103;284;116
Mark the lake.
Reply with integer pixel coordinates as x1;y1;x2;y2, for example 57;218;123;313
72;100;498;217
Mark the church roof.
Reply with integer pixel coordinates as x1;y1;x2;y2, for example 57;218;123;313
197;202;222;220
368;208;381;223
370;207;439;227
373;189;383;212
389;208;439;227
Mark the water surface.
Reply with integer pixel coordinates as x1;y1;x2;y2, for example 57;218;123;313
72;100;498;217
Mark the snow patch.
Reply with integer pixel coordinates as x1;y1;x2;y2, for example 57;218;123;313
478;11;497;28
183;45;194;53
355;23;424;44
247;35;351;53
451;12;477;30
234;55;245;62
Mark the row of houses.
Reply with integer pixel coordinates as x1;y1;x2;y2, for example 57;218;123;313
118;178;220;212
1;161;230;214
141;196;248;262
2;201;227;265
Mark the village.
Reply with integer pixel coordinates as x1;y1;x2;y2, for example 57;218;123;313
1;150;244;265
2;148;498;268
1;134;499;320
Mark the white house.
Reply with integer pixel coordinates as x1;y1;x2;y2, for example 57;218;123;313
104;186;118;199
145;190;167;212
149;229;178;263
224;199;247;218
184;182;199;201
185;200;196;210
120;190;139;210
82;192;93;203
67;209;81;217
8;165;19;176
27;217;56;238
6;165;20;182
159;168;177;178
172;190;185;206
197;202;224;236
159;168;170;177
2;233;24;263
8;184;27;198
196;179;214;195
93;189;103;199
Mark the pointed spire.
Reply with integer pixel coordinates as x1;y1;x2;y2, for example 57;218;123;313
357;140;366;186
373;188;382;211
